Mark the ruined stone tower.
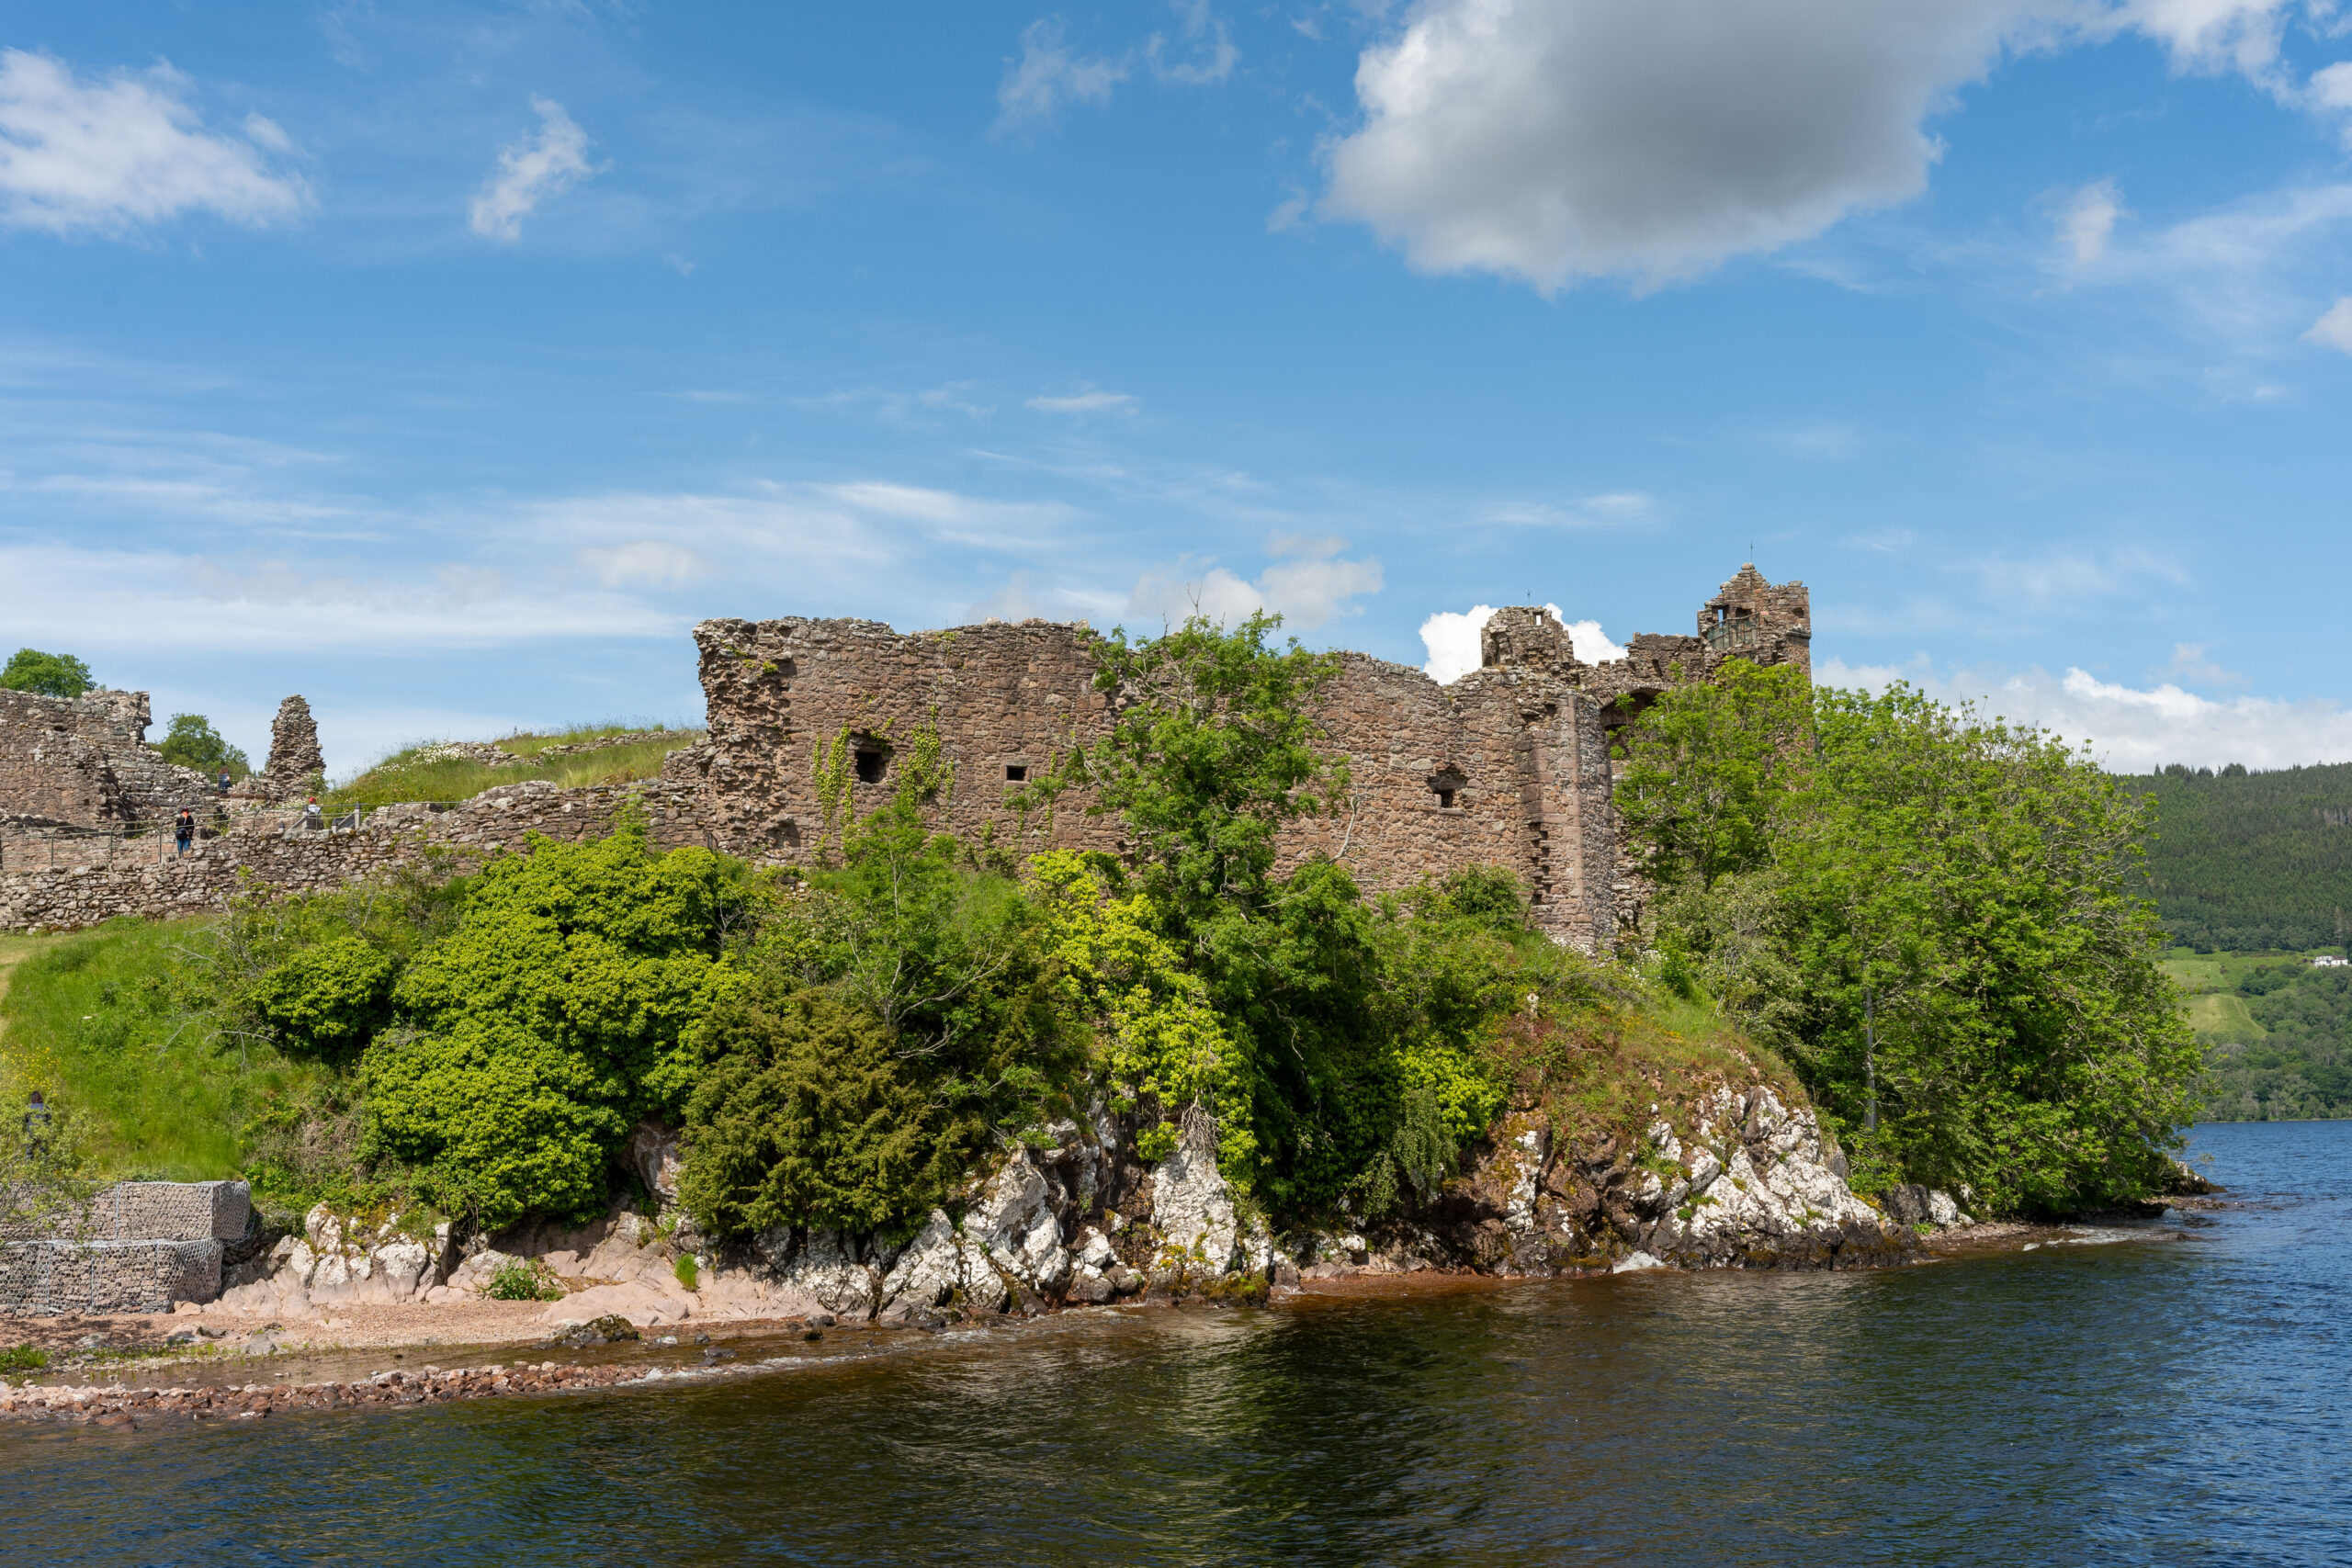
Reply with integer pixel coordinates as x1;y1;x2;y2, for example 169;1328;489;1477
261;696;324;794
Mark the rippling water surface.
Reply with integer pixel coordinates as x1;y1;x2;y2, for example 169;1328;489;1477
6;1120;2347;1566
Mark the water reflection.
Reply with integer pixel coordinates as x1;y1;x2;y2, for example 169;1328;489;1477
7;1121;2348;1566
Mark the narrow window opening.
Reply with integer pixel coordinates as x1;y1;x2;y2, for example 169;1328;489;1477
854;750;887;784
1005;764;1028;782
1430;771;1466;810
1435;788;1456;809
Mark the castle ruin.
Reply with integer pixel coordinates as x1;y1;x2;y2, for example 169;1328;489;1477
662;565;1809;950
0;565;1810;947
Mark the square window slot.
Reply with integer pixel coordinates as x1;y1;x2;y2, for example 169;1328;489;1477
1005;764;1028;782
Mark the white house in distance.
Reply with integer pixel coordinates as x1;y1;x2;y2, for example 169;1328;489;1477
2312;955;2350;968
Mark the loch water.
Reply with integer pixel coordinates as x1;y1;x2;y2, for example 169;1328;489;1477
6;1120;2347;1567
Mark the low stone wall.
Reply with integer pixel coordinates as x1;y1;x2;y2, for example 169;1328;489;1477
0;1239;221;1315
0;779;713;933
1;1179;247;1315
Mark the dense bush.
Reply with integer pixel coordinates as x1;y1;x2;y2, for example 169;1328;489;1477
681;731;1080;1239
248;936;394;1061
359;818;758;1227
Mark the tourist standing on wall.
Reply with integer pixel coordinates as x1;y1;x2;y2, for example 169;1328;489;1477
174;807;195;857
303;795;322;831
217;767;232;795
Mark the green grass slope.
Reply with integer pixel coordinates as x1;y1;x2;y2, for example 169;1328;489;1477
324;724;701;810
0;920;334;1180
2162;949;2352;1121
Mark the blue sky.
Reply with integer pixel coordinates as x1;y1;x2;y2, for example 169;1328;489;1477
4;1;2350;775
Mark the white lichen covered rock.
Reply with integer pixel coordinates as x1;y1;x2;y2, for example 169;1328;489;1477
1149;1109;1238;1277
1639;1088;1896;1267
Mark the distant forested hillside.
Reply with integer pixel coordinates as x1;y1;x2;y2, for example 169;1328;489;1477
2123;761;2352;953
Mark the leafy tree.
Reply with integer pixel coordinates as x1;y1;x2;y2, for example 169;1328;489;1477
1023;614;1518;1215
1620;668;2203;1213
156;713;251;778
0;648;94;698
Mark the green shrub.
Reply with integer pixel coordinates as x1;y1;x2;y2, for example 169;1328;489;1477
0;1345;50;1372
673;1253;698;1292
359;818;756;1227
482;1258;563;1302
682;985;981;1236
249;936;395;1060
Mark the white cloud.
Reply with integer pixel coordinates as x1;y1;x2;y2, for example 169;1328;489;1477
1419;603;1625;682
2162;641;2248;687
2055;177;2123;265
2314;60;2352;135
576;540;709;588
1026;387;1140;414
2307;296;2352;353
1322;0;2030;290
0;50;306;236
997;19;1131;130
1125;535;1383;630
469;97;596;243
1318;0;2352;290
1823;657;2352;772
2105;0;2293;80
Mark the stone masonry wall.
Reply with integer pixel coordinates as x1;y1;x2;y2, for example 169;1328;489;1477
0;687;212;828
673;614;1624;949
0;779;710;933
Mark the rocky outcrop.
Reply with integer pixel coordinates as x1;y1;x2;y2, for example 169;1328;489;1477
1877;1183;1974;1230
1426;1084;1906;1273
218;1204;455;1314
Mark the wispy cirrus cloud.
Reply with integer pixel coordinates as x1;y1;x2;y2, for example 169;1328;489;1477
1026;386;1139;414
469;97;598;243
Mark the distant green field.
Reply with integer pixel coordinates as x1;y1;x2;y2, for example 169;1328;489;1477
2163;947;2352;1121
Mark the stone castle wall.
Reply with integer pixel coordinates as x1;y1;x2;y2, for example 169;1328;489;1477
668;614;1625;948
0;687;215;828
0;779;710;932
